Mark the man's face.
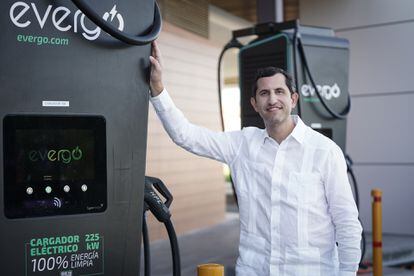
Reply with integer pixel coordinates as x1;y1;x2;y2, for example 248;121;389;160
250;73;298;127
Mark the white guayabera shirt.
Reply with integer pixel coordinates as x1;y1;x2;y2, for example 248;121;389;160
151;89;362;276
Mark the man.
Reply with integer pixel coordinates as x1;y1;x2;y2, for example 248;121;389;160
148;41;362;276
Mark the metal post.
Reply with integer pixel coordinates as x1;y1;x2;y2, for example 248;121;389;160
256;0;284;23
197;263;224;276
372;189;383;276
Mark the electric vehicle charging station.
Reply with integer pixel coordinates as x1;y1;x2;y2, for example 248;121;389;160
1;0;161;275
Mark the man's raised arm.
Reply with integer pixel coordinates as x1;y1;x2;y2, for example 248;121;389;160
147;41;243;165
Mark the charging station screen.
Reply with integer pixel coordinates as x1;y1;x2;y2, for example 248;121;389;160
15;129;95;183
3;115;107;218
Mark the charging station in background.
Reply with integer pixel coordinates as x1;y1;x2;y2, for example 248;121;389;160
1;0;160;275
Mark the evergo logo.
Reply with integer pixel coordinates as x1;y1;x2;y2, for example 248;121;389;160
28;146;83;164
9;2;124;41
300;83;341;100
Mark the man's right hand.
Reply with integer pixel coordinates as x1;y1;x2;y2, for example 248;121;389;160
149;41;164;97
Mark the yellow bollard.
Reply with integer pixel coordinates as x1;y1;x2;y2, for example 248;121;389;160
371;189;383;276
197;263;224;276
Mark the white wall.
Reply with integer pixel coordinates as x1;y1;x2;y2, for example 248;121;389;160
300;0;414;234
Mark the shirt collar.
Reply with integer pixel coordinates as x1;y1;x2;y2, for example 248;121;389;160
262;115;307;145
290;115;307;144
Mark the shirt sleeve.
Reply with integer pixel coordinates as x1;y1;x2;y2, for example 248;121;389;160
150;89;243;164
323;144;363;274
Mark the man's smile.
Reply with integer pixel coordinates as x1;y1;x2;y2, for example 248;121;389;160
266;105;283;112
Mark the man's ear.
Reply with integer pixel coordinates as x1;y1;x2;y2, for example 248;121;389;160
291;92;299;109
250;97;258;112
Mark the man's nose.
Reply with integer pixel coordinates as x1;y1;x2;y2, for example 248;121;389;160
268;91;278;104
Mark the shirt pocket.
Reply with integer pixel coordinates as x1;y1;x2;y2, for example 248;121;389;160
238;231;267;269
284;246;321;276
239;160;267;195
288;172;322;204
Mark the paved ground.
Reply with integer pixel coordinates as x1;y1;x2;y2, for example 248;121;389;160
140;213;414;276
140;213;239;276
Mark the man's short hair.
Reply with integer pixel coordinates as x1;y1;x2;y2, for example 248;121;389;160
251;67;296;98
